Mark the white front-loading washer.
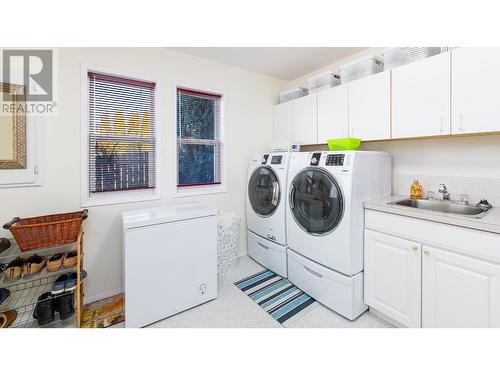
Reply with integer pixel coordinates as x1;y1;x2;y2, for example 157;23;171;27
286;151;391;319
246;152;290;277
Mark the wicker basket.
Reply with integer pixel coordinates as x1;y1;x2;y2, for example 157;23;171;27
3;210;88;251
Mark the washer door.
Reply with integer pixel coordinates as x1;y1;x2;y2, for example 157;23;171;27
248;166;281;217
290;168;343;235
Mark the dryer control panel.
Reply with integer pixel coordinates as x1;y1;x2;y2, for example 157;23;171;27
310;152;322;166
271;155;283;165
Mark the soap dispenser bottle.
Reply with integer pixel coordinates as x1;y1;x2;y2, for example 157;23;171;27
410;180;423;200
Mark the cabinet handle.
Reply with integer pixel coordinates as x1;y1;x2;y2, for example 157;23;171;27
411;245;418;251
439;117;445;132
459;114;464;131
304;266;323;279
257;242;269;250
424;250;430;256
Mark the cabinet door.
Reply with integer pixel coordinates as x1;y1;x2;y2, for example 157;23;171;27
452;48;500;134
317;85;348;143
349;71;391;141
422;246;500;328
364;230;421;327
392;52;451;138
292;94;318;144
273;102;292;144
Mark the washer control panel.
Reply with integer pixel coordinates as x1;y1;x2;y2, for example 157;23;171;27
271;155;283;165
326;154;345;166
261;154;270;164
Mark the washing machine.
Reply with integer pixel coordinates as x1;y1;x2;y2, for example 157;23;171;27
246;152;290;277
286;151;391;320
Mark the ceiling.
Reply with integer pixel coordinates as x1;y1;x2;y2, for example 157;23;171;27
171;47;366;81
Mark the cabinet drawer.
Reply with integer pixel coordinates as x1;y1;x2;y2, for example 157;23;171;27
365;209;500;264
247;231;287;277
287;249;366;320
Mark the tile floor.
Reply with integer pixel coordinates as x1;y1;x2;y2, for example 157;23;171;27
131;255;392;329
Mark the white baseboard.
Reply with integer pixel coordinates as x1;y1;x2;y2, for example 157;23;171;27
369;307;404;328
84;288;123;305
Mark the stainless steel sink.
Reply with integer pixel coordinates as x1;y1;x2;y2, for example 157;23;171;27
389;199;493;218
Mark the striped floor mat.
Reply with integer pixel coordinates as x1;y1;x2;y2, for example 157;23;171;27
234;269;318;327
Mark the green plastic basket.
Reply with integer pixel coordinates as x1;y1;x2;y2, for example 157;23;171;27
326;138;361;151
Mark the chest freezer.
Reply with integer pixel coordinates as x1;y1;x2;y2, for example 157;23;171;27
122;203;217;327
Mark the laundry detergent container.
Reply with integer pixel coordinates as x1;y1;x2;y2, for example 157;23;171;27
217;211;242;275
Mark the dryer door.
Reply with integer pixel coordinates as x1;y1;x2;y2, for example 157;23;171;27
248;166;281;217
290;167;343;235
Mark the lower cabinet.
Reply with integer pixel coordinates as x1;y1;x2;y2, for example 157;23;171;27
364;230;422;327
422;245;500;328
364;229;500;328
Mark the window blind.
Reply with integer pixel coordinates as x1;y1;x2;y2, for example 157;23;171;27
176;87;223;188
88;72;156;194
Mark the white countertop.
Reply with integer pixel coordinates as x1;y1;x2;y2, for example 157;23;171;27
364;195;500;235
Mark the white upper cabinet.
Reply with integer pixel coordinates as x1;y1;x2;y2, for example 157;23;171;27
274;49;500;145
422;245;500;328
292;94;318;144
364;230;422;328
273;101;293;144
392;52;451;139
348;70;391;141
452;48;500;134
317;85;348;143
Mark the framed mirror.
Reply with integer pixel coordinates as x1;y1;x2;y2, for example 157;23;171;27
0;82;27;169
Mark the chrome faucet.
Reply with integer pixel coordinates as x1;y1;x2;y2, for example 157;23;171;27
438;184;450;200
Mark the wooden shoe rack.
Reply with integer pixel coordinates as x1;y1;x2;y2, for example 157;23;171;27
0;231;85;328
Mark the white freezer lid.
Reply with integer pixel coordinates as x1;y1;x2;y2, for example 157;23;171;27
122;202;217;230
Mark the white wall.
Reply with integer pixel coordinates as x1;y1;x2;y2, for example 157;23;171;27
0;48;287;301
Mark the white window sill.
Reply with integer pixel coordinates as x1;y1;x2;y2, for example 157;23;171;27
81;189;161;208
0;181;42;189
174;185;227;198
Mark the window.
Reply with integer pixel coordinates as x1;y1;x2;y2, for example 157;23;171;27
82;70;158;206
176;87;224;195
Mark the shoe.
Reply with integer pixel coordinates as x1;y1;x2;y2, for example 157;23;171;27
0;309;17;328
0;288;11;306
51;274;69;295
46;253;64;272
23;254;47;276
65;270;87;292
33;292;55;326
0;238;11;254
55;292;75;320
4;258;25;280
63;251;77;268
